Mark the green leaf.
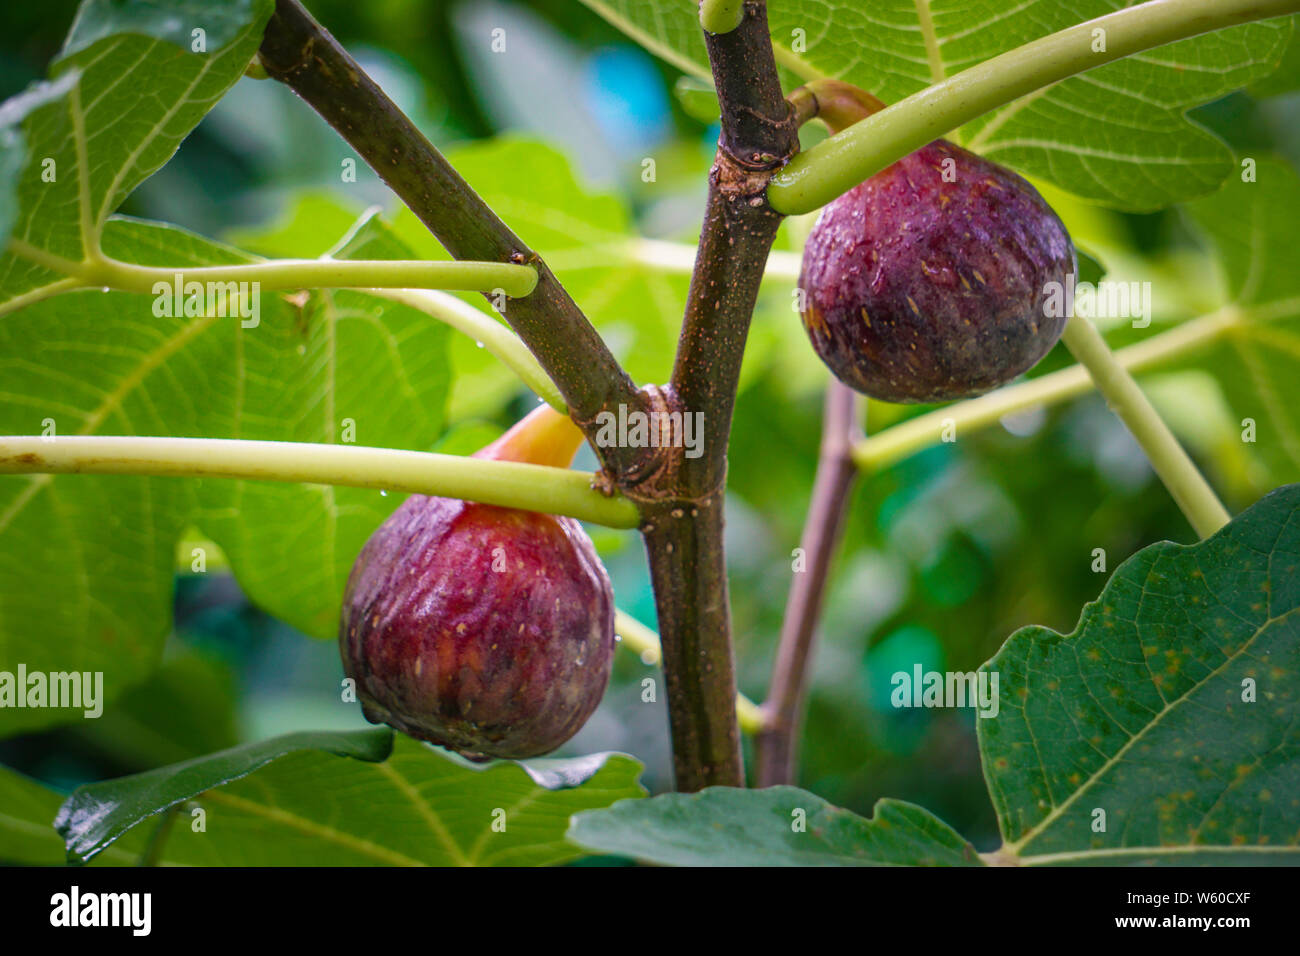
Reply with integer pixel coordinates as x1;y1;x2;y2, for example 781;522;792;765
57;734;645;866
68;652;239;769
0;216;450;736
979;482;1300;865
55;728;394;863
1181;157;1300;487
569;787;982;866
575;487;1300;867
0;0;272;306
61;0;269;60
0;764;156;865
1249;15;1300;96
581;0;1292;210
0;764;75;865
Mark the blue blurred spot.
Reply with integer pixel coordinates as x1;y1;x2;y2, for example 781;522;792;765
582;47;671;155
862;625;947;755
864;625;946;712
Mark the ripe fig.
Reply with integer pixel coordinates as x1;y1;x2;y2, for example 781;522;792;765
797;84;1076;403
339;407;615;760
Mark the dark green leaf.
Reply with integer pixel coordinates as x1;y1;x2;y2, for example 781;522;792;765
581;0;1291;209
569;786;982;866
55;728;394;863
57;734;644;866
979;483;1300;865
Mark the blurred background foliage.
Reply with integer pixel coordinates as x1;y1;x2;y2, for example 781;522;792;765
2;0;1298;854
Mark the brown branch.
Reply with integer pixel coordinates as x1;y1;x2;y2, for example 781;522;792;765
637;1;800;790
257;0;647;475
259;0;801;793
755;381;862;785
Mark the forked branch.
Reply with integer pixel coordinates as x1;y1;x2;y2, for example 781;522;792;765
258;0;648;474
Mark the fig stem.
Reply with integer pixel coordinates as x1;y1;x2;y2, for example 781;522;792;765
476;406;587;468
1060;316;1231;539
769;0;1300;215
614;609;765;734
0;436;641;529
788;80;887;136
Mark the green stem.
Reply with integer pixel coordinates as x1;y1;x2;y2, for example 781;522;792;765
614;609;765;734
626;237;803;280
372;289;565;410
0;436;639;529
80;254;539;298
1060;316;1230;538
852;305;1246;473
768;0;1300;214
699;0;745;35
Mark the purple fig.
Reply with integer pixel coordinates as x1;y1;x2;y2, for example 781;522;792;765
340;407;615;760
797;86;1076;403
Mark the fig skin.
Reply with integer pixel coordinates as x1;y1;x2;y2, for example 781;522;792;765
798;139;1076;403
339;408;615;760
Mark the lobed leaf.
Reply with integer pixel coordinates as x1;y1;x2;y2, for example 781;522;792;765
580;0;1293;210
0;216;450;736
979;482;1300;865
1179;158;1300;487
569;786;983;866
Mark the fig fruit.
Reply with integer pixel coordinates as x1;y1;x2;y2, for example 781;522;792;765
339;407;615;760
798;91;1076;403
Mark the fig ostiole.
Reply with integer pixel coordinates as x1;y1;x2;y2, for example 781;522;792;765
340;406;615;760
797;81;1077;404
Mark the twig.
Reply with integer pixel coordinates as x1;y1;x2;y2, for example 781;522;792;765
1060;316;1230;538
755;381;862;785
258;0;647;473
0;436;640;528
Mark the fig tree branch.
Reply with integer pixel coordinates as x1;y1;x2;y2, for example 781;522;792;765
769;0;1300;214
641;0;800;791
1060;316;1230;538
0;436;640;529
755;380;862;786
258;0;646;466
